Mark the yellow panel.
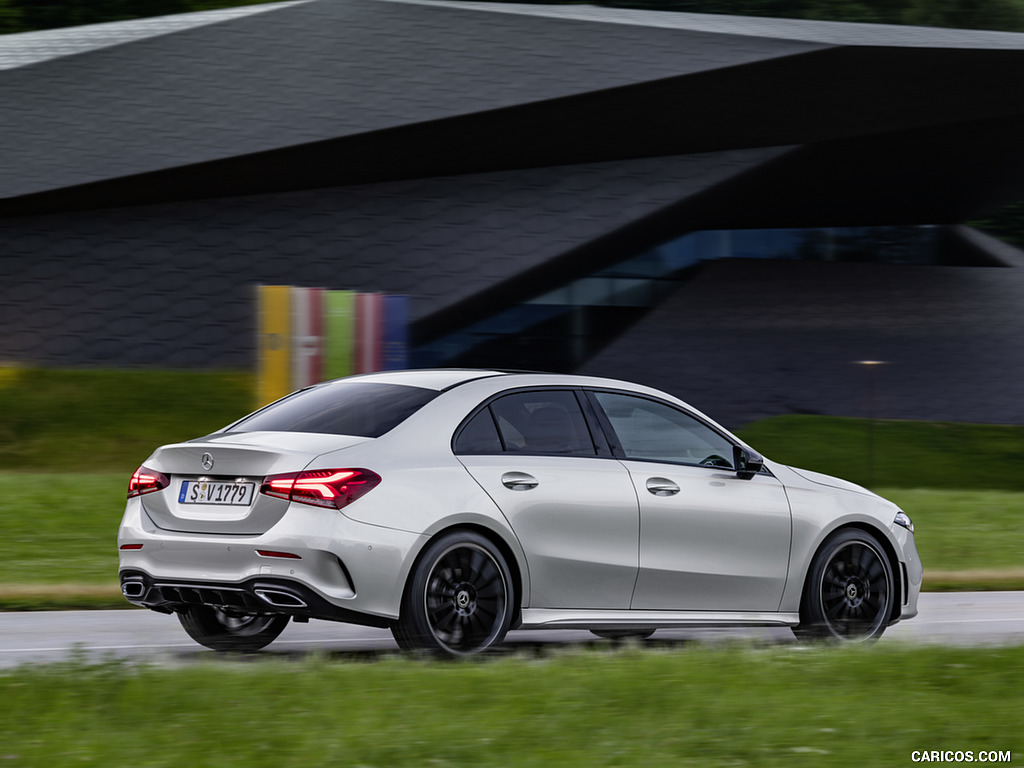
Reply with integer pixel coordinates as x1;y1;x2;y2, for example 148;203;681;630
257;285;292;407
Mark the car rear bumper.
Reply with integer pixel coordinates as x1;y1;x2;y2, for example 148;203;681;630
118;497;425;623
118;571;394;627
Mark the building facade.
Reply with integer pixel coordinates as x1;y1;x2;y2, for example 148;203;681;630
3;0;1024;425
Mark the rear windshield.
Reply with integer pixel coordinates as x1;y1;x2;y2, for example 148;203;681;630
226;381;439;438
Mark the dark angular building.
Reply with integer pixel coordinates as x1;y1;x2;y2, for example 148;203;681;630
3;0;1024;427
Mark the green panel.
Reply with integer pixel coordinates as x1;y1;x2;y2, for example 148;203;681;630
324;290;355;380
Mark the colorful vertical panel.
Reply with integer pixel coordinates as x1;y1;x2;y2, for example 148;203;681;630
382;294;408;371
324;290;355;380
259;287;407;393
354;292;383;374
257;284;292;407
291;286;324;389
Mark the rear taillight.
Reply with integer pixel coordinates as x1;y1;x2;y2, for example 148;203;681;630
260;468;381;510
128;466;170;498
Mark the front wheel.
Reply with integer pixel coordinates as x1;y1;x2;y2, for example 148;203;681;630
177;606;289;652
795;528;894;643
397;531;514;656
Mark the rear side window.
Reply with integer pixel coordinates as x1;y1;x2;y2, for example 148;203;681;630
455;390;596;456
227;382;438;438
454;409;504;454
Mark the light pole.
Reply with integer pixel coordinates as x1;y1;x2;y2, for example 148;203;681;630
855;360;887;488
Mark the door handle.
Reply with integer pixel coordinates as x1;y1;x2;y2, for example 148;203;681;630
501;472;538;491
645;477;680;497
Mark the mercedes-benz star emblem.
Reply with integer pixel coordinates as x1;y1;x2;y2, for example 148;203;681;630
201;453;215;471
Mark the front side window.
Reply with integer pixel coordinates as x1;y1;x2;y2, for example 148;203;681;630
455;390;596;456
593;391;734;468
227;381;438;438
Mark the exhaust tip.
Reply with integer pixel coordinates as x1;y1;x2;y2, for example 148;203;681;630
121;581;146;599
254;589;307;609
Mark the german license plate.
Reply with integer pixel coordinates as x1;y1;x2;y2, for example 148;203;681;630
179;480;255;506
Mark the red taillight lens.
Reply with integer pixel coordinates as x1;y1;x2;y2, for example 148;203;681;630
260;468;381;510
128;466;170;498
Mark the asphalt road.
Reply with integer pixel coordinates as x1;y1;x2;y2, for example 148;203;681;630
1;592;1022;668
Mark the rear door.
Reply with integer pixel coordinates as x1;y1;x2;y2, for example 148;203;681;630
455;389;640;609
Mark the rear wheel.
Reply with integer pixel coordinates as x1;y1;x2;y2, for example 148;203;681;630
397;531;513;656
177;606;289;652
795;528;894;643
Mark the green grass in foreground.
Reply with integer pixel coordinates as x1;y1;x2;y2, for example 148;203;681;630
1;645;1021;767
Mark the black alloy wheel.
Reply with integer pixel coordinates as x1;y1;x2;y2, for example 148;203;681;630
398;531;513;656
796;528;894;642
177;606;289;651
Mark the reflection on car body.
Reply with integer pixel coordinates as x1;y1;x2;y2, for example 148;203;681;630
118;369;922;655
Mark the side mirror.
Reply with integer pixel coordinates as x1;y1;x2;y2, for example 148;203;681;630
733;446;764;480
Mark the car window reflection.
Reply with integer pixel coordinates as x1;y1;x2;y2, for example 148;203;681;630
455;390;596;456
593;391;734;467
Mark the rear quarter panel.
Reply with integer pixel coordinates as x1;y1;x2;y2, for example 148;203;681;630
311;383;534;606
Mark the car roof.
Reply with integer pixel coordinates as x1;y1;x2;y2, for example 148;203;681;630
330;368;665;396
324;368;509;391
317;368;744;445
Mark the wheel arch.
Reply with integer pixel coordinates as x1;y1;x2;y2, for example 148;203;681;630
801;521;904;623
398;522;527;630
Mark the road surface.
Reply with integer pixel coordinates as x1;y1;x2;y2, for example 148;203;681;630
1;591;1022;668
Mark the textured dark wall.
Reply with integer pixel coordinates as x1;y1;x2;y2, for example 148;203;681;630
580;257;1024;427
5;0;1024;427
0;149;780;367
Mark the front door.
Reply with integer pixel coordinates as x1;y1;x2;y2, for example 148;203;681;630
590;390;791;612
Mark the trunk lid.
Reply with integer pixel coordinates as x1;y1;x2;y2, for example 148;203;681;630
139;431;369;534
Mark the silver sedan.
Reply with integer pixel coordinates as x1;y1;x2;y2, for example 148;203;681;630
118;369;922;655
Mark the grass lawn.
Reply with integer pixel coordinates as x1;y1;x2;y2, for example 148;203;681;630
0;474;1023;609
882;488;1024;571
736;415;1024;492
0;366;253;473
0;473;126;609
1;368;1024;606
0;644;1020;767
0;367;253;608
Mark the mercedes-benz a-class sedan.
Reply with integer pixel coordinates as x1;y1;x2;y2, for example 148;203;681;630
118;369;921;655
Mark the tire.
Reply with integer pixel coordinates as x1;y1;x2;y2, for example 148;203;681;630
794;528;894;643
390;622;416;651
590;630;655;641
397;531;514;656
177;606;289;652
